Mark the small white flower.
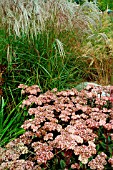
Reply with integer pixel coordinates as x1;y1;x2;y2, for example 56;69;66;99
88;141;96;147
78;155;88;164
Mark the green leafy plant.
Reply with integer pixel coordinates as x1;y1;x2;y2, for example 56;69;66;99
98;0;113;11
0;97;25;147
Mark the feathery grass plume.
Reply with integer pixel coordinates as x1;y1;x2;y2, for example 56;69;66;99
55;39;65;59
74;1;101;34
0;0;101;38
38;0;101;36
6;44;12;67
0;0;46;38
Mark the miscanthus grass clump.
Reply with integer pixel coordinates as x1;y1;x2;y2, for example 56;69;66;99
0;84;113;170
0;0;104;97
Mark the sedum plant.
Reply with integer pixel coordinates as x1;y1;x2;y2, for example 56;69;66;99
0;84;113;169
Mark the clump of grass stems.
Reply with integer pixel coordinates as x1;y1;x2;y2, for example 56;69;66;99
0;0;102;94
80;13;113;85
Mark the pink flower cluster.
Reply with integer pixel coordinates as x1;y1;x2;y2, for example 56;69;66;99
0;141;28;162
0;160;35;170
18;84;41;95
108;156;113;168
32;142;54;164
88;152;107;170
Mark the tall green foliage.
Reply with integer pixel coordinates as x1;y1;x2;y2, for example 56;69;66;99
84;0;113;11
98;0;113;11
